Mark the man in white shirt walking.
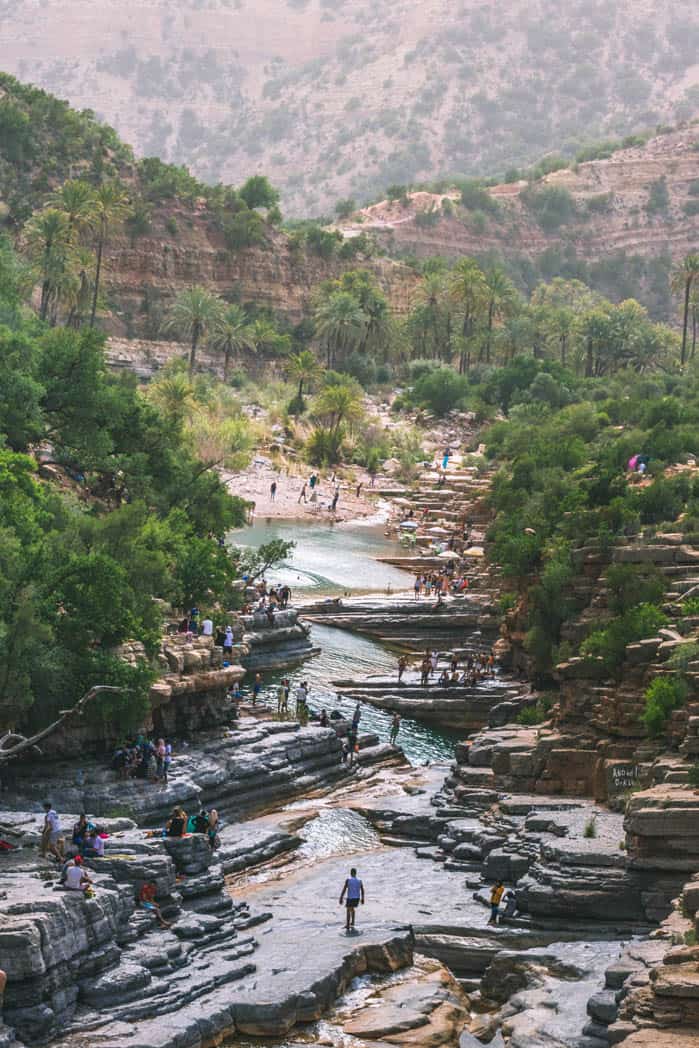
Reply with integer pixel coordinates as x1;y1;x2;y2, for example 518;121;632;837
40;801;64;862
201;617;213;636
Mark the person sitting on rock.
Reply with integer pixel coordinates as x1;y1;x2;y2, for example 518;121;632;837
166;807;187;838
83;829;105;858
72;813;94;853
139;881;171;929
64;855;92;892
192;808;210;835
501;890;517;922
319;709;329;727
488;881;505;925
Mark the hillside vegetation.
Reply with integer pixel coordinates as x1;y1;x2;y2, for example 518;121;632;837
2;0;698;215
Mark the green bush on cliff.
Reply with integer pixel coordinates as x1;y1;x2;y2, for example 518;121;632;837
641;676;688;736
606;564;665;614
580;603;669;673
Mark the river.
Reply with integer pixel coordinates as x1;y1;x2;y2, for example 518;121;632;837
232;519;460;764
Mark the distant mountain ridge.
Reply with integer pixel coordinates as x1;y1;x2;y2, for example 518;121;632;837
1;0;698;215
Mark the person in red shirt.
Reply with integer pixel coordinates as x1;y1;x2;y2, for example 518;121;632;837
139;881;171;928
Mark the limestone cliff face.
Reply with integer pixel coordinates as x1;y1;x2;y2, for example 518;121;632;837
103;210;419;339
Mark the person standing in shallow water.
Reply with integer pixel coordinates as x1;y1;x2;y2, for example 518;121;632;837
340;866;364;932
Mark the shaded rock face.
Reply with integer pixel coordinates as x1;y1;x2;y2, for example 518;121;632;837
624;785;699;875
7;718;348;824
33;633;246;758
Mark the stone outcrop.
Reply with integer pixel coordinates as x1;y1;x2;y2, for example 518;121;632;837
6;718;349;823
240;606;318;671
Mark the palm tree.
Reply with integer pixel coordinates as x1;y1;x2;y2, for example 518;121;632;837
163;286;224;374
211;304;254;380
449;258;487;372
24;208;74;322
415;273;452;360
285;349;323;409
314;290;365;368
149;372;196;424
89;181;131;328
481;266;518;363
248;318;291;365
314;380;364;440
50;179;95;238
671;253;699;366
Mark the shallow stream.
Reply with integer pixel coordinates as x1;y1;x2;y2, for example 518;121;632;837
233;519;460;764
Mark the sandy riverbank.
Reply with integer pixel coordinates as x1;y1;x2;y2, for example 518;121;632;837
222;459;383;523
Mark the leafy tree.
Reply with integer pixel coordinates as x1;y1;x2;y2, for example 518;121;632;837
335;198;357;219
238;175;279;211
163;286;224;374
232;539;295;583
24;208;75;323
412;366;469;415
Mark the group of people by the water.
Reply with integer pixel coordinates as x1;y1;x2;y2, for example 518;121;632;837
111;736;173;784
162;805;220;850
397;649;496;687
413;572;471;603
276;678;313;722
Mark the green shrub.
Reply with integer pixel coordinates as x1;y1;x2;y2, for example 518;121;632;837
498;592;517;615
687;764;699;788
680;598;699;617
516;697;552;725
606;564;665;614
521;186;577;230
412;367;470;415
583;815;598;839
580;603;669;672
641;675;688;736
306;424;344;465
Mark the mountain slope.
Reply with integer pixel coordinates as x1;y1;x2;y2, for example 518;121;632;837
338;128;699;319
2;0;698;215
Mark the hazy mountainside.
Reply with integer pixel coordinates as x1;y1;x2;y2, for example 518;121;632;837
2;0;699;217
339;128;699;320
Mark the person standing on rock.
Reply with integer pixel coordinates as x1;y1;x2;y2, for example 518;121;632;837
390;713;401;745
298;482;307;504
340;867;365;932
40;801;63;862
488;881;505;925
430;650;439;676
270;480;277;502
397;655;408;683
414;575;421;600
252;673;262;706
223;626;234;655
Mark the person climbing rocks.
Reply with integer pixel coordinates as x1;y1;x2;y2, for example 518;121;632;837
340;867;365;932
488;881;505;925
270;480;277;501
390;713;401;745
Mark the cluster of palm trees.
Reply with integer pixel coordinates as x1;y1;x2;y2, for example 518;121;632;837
24;179;131;327
407;254;699;375
163;286;296;379
312;271;391;369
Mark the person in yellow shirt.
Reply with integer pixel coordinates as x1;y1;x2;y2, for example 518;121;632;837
488;881;505;925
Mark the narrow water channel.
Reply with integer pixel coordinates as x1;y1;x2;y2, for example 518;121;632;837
233;520;460;764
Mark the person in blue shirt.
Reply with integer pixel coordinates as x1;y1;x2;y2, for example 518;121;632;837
339;867;365;932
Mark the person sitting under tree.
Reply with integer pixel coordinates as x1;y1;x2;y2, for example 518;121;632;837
339;866;365;933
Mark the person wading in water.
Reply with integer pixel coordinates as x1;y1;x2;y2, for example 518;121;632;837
339;867;365;932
